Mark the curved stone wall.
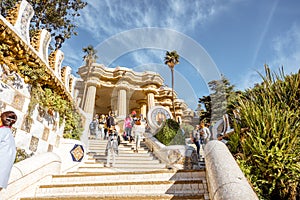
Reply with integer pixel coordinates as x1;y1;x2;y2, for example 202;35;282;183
204;140;258;200
0;152;61;200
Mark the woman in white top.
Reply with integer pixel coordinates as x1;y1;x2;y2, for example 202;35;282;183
132;119;145;153
0;111;17;191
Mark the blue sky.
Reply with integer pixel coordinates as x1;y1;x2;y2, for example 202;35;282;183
61;0;300;110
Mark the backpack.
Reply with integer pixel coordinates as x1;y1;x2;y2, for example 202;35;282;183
89;121;96;130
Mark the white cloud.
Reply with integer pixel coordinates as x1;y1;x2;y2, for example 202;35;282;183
78;0;235;41
270;23;300;74
238;23;300;90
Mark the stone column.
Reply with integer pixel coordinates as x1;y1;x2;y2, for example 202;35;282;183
147;92;155;111
83;81;97;114
137;100;147;118
140;103;147;119
117;88;127;118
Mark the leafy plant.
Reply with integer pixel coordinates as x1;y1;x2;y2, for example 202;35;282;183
27;84;83;140
14;148;33;163
155;119;185;145
1;0;87;47
232;66;300;199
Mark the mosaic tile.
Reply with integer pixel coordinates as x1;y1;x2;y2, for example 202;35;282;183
12;93;25;110
42;127;50;141
29;136;39;152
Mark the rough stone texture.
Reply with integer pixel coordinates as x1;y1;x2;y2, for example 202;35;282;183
204;140;258;200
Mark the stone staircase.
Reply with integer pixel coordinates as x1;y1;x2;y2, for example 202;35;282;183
82;139;166;172
20;139;209;200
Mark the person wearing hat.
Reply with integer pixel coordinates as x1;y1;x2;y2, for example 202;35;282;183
0;111;17;191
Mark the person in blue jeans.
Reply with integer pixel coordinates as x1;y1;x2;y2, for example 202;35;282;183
192;125;201;160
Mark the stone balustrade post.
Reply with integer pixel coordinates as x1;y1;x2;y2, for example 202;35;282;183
205;140;258;200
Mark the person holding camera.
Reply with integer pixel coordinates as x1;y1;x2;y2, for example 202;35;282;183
105;128;119;167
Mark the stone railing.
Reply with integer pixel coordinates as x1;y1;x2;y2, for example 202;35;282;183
143;132;196;169
0;152;61;200
144;133;259;199
204;140;258;200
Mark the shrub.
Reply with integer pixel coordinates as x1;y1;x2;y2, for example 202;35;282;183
232;66;300;199
154;119;185;145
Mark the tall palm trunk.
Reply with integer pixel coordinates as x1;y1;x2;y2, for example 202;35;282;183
171;68;176;120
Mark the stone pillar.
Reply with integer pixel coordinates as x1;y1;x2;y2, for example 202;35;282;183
137;100;147;119
140;103;147;119
147;92;155;111
117;88;127;118
83;82;97;114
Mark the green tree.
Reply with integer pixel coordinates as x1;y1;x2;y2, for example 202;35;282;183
198;75;235;123
0;0;87;46
164;50;179;119
81;45;98;108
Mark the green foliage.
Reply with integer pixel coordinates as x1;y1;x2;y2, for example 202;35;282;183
155;119;185;145
1;0;87;45
232;66;300;199
181;123;194;138
14;148;33;163
198;75;235;123
28;84;83;140
164;50;180;66
63;108;83;140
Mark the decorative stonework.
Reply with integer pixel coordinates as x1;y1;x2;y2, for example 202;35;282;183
0;0;83;157
0;101;7;113
42;127;50;141
12;92;25;110
55;135;60;148
16;0;34;42
21;114;31;132
147;106;172;131
47;144;53;152
30;29;51;62
29;136;39;152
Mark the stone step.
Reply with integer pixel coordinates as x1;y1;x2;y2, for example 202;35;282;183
88;151;152;156
91;154;155;161
33;180;205;198
77;163;166;172
88;147;149;152
21;194;205;200
51;170;206;185
88;158;161;164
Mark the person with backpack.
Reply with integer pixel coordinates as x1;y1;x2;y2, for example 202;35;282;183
105;129;119;167
123;115;133;141
191;125;201;160
89;117;98;139
106;112;115;130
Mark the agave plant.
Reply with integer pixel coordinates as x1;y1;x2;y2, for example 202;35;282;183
232;65;300;199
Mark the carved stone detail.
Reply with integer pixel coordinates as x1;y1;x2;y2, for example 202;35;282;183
29;136;39;152
30;29;51;62
6;0;34;43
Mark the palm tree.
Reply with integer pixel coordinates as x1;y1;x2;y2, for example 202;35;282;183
164;50;179;119
81;45;98;108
